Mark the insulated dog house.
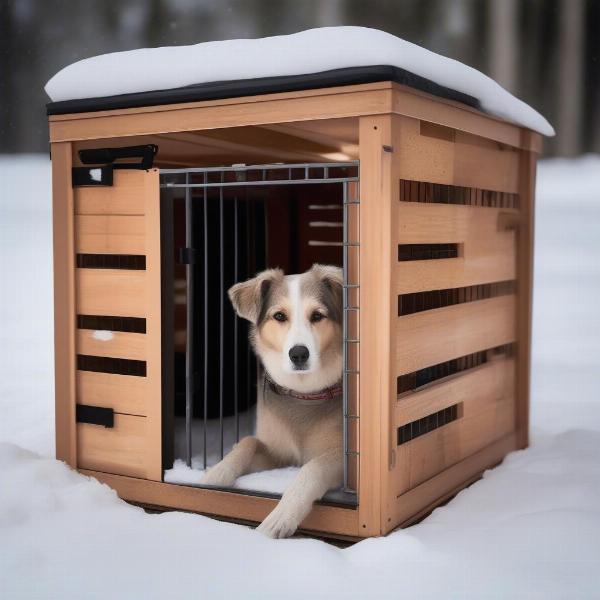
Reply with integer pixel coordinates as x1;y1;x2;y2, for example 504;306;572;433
48;33;547;539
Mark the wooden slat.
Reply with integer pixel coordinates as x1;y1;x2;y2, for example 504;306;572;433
77;414;150;478
395;295;516;376
396;202;518;245
77;329;146;360
80;469;360;538
387;433;517;532
52;141;77;467
49;85;391;144
394;364;515;496
76;269;146;317
74;170;147;215
453;131;519;193
395;357;515;427
515;143;537;448
395;201;517;294
357;114;396;535
75;215;145;254
77;370;147;416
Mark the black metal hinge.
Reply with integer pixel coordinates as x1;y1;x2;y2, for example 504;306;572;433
72;143;158;188
76;404;114;428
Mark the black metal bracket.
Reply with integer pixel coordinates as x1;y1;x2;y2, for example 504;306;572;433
72;144;158;187
76;404;114;428
178;247;200;265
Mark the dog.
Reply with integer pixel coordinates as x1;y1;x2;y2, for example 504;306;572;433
200;264;344;538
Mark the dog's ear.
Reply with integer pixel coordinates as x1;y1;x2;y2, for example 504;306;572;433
228;268;283;324
311;264;343;323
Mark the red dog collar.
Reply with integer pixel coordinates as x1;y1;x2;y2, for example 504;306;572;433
265;374;342;402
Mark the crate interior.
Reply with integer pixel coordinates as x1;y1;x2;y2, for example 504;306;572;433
159;164;358;506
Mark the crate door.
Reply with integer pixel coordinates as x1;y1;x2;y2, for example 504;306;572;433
73;168;162;481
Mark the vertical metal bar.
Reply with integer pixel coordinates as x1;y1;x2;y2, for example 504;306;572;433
203;182;209;470
233;197;239;442
184;173;193;468
219;186;225;459
342;181;349;492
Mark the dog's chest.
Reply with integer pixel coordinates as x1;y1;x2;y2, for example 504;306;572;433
256;385;342;465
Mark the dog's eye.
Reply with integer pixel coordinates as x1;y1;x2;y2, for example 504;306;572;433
310;311;325;323
273;311;287;322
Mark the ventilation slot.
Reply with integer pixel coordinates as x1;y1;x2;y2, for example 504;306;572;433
77;354;147;377
400;179;519;209
399;280;516;315
77;315;147;333
397;344;514;396
397;403;461;445
398;243;459;261
76;254;146;270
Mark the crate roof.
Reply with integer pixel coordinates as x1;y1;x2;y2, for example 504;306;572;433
45;26;553;136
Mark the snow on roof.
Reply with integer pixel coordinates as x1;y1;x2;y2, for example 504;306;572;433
45;26;554;136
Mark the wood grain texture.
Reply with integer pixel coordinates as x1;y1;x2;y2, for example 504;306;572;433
76;269;146;317
77;414;150;478
143;169;163;481
395;295;516;376
77;329;146;360
77;370;147;416
394;358;515;495
515;143;538;448
52;142;77;467
395;202;517;293
357;114;395;535
75;214;145;254
387;433;518;532
395;357;515;426
79;470;360;538
74;170;147;215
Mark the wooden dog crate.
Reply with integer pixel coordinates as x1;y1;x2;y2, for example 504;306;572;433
49;72;542;539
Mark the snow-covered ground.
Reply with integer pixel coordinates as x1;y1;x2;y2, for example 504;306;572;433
1;154;599;598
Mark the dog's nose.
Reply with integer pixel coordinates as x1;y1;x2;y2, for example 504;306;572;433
289;345;309;367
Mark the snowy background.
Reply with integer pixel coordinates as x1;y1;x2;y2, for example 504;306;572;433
1;154;599;598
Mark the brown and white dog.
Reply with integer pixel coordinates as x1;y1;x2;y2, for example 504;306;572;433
200;264;344;538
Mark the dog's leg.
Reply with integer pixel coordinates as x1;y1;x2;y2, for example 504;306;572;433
256;448;343;538
200;436;275;487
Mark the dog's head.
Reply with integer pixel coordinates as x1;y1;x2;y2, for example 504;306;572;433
228;264;343;393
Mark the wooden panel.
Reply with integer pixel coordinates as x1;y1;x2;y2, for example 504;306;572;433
387;433;517;532
75;215;145;254
395;357;514;426
80;469;360;539
393;115;520;192
395;202;517;293
74;170;147;215
77;414;150;478
52;142;77;467
396;295;516;376
394;360;515;496
454;131;519;193
48;82;536;152
143;169;163;480
77;329;146;360
77;370;147;416
357;114;397;536
515;143;537;448
76;269;146;317
49;84;391;143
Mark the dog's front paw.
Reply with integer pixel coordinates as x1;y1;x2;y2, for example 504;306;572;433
200;462;237;487
256;506;299;539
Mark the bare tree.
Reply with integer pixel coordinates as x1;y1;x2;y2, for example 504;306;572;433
487;0;518;92
557;0;584;156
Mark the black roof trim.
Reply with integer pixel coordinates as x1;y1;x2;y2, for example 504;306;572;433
46;65;481;116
